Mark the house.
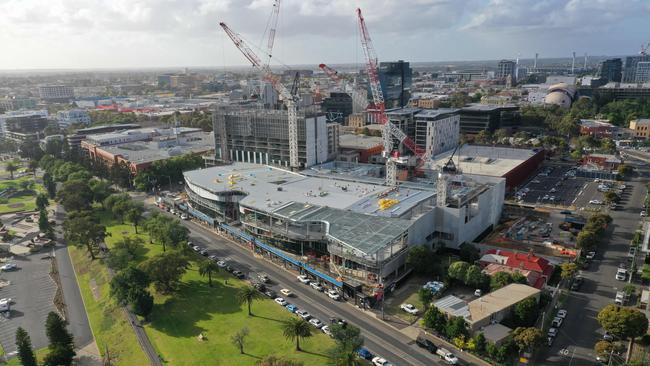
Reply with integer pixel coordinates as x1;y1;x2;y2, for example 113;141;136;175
581;153;622;170
579;119;616;138
479;249;554;288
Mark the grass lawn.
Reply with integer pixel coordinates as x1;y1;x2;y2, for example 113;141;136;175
385;288;425;324
5;348;49;366
0;176;41;214
99;213;335;366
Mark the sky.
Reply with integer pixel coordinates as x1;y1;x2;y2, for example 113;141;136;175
1;0;650;70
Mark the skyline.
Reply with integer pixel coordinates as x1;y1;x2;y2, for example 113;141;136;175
1;0;650;70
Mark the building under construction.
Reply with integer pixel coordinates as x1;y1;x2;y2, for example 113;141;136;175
184;161;504;288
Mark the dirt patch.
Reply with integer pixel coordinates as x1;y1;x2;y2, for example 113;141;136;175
50;258;67;318
89;278;101;300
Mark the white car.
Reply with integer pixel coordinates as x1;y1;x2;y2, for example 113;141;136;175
0;263;17;271
589;200;603;205
548;328;558;337
216;261;227;268
586;251;596;260
474;289;482;297
297;275;310;284
641;211;647;217
310;282;324;291
400;303;419;315
556;309;567;319
372;356;393;366
615;269;627;281
280;289;293;297
309;318;324;328
321;325;332;336
552;317;563;328
296;309;311;320
327;289;341;301
274;297;287;306
180;213;189;220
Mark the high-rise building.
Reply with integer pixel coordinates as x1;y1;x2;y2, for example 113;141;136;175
321;92;353;124
598;58;622;83
378;60;412;108
497;60;517;84
38;85;74;101
213;109;330;169
622;55;650;82
0;110;49;142
414;109;460;156
635;62;650;83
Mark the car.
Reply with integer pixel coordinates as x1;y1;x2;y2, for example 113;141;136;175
280;288;293;297
187;241;194;247
321;325;333;336
200;249;209;256
232;270;245;279
192;246;202;252
543;194;550;200
169;209;176;215
556;309;567;319
208;255;218;261
400;303;419;315
274;297;287;306
371;356;393;366
285;304;298;313
435;348;458;364
264;290;277;298
180;214;188;220
253;283;266;292
309;318;324;328
629;247;637;257
619;184;627;190
586;251;596;259
615;268;627;281
581;260;590;270
560;210;573;215
258;274;270;283
603;332;614;341
310;282;324;291
296;309;311;320
571;276;584;291
297;275;310;284
532;179;541;184
552;317;563;328
327;289;341;301
415;335;437;353
641;211;647;217
615;292;625;305
356;347;373;360
550;196;556;202
548;328;558;337
609;204;618;210
474;289;482;297
216;260;226;268
329;317;348;327
589;199;603;205
550;188;557;193
547;337;554;347
0;263;17;271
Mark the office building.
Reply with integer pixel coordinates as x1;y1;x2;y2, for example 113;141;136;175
321;92;353;123
213;108;330;169
497;60;517;84
599;58;622;83
0;98;37;112
636;62;650;83
57;109;91;128
629;119;650;139
459;104;519;134
623;55;650;83
38;85;74;101
0;110;49;141
379;61;412;108
67;124;140;150
326;123;340;161
593;83;650;101
413;109;460;156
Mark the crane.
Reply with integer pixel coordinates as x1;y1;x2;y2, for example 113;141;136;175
263;0;281;66
640;42;650;56
220;22;300;170
319;63;368;112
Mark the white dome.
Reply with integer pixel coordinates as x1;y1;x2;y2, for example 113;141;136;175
544;91;572;109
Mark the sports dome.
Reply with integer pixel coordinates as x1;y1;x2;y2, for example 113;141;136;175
544;83;576;109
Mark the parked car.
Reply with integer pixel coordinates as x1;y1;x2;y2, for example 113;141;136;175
0;263;17;271
274;297;287;306
216;260;227;268
586;251;596;260
415;335;437;353
548;328;558;337
474;289;482;297
208;255;218;261
603;332;614;341
371;356;393;366
285;304;298;313
629;247;637;257
309;318;324;328
615;268;627;281
435;348;458;364
556;309;568;319
615;291;625;305
400;303;419;315
180;213;189;220
297;275;310;284
264;290;277;298
232;270;245;279
258;274;270;283
546;337;554;347
310;282;324;292
552;317;563;328
253;283;266;292
327;289;341;301
589;199;603;205
641;211;647;217
200;249;209;256
280;289;293;297
321;325;332;337
356;347;373;360
330;317;347;327
296;309;311;320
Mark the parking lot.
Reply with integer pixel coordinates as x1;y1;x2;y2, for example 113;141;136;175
514;164;590;207
0;253;58;355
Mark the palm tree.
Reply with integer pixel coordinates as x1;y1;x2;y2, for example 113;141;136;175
257;356;303;366
281;318;312;352
27;160;38;177
198;260;219;287
5;160;18;179
237;286;262;316
328;346;363;366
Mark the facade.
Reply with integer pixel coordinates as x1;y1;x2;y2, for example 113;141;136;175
0;98;37;112
582;153;622;170
326;123;340;161
67;124;140;150
459;104;519;134
0;110;49;141
629;119;650;139
57;109;91;128
321;92;353;123
379;61;412;108
497;60;516;84
599;58;623;83
414;109;460;156
579;119;616;138
623;55;650;83
213;108;330;169
337;134;383;163
636;62;650;83
38;85;74;101
347;113;367;128
593;83;650;101
183;162;505;287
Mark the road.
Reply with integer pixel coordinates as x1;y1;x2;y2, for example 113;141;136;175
538;162;648;366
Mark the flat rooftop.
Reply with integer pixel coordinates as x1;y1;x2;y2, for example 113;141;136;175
467;284;540;324
339;134;383;150
100;132;214;165
429;145;540;177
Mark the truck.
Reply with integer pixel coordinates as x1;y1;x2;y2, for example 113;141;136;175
435;347;459;364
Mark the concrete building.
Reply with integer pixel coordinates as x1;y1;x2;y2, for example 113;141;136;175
0;110;49;141
414;109;460;156
321;92;353;123
66;124;140;150
497;60;517;84
212;108;330;169
579;119;616;138
38;85;74;101
379;61;412;108
593;83;650;101
599;58;623;83
337;134;383;163
582;153;622;170
56;109;91;128
459;104;519;134
629;119;650;139
623;55;650;83
326;123;340;161
636;62;650;83
183;162;505;289
0;98;37;112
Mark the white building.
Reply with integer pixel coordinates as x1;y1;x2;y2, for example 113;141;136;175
414;109;460;156
57;109;91;128
38;85;74;101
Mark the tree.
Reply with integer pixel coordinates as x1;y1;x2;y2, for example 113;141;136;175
231;327;250;354
129;288;154;318
445;316;468;339
511;272;528;284
490;271;514;291
473;332;487;354
44;312;75;366
513;327;543;351
604;191;620;204
576;230;599;250
406;245;436;276
618;164;633;177
39;209;50;233
160;220;190;252
257;356;304;366
57;179;93;212
103;193;130;213
594;340;614;358
28;159;39;177
597;305;649;361
330;323;364;351
327;346;364;366
36;193;49;211
5;160;19;179
418;288;434;309
281;318;312;351
112;198;132;223
448;261;470;283
237;286;263;316
110;266;150;304
15;327;38;366
63;212;107;260
198;259;220;287
125;203;145;234
459;243;480;263
513;297;539;327
423;306;447;334
43;172;57;198
139;251;189;293
89;179;113;207
465;265;489;289
561;262;578;280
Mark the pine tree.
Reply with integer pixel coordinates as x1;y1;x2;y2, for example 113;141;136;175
15;327;38;366
44;312;76;366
